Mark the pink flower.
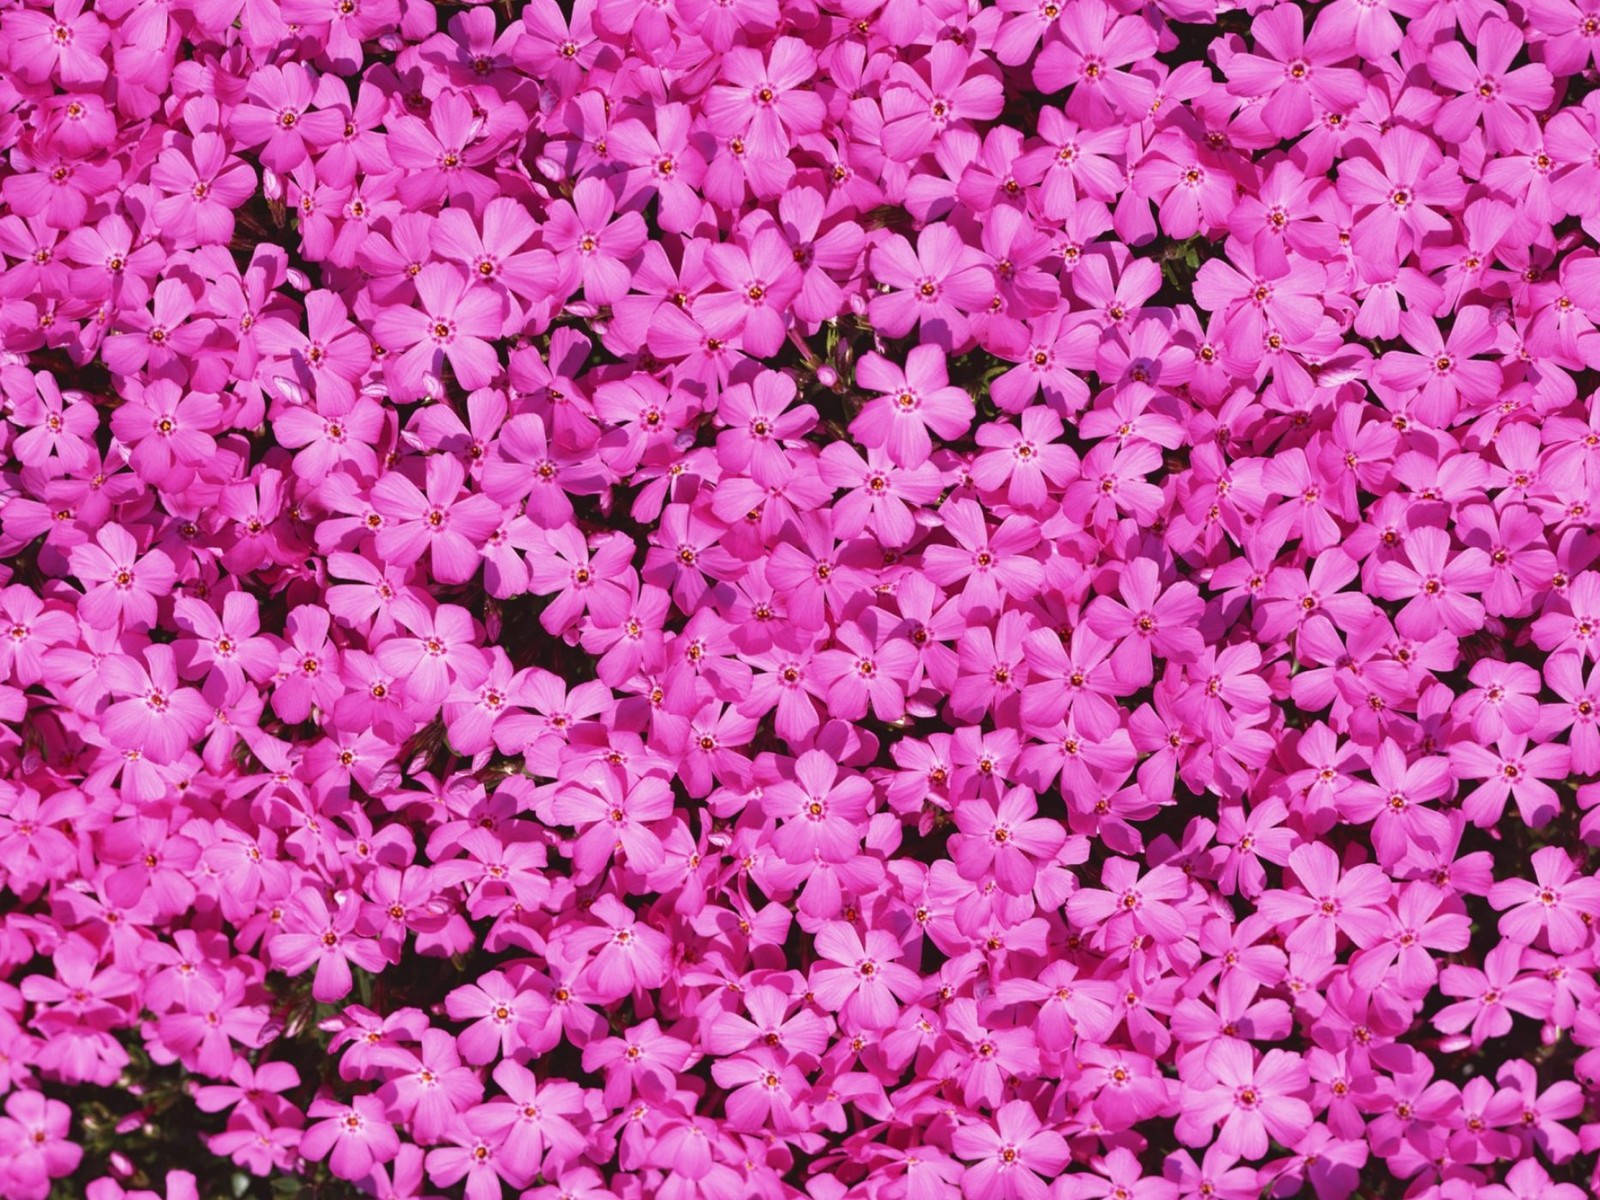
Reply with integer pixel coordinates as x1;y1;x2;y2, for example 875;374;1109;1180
444;969;553;1065
1372;525;1493;638
812;607;917;722
375;603;488;714
808;922;922;1030
698;228;803;358
1223;7;1367;139
1430;18;1554;153
270;604;344;724
109;379;223;485
970;407;1079;510
229;64;342;172
4;0;108;87
149;134;256;248
950;785;1066;895
880;42;1005;163
299;1094;400;1182
466;1060;587;1178
1533;570;1600;660
1179;1042;1313;1161
1481;1160;1589;1200
1371;308;1502;428
384;90;501;208
950;1100;1069;1200
550;765;672;880
377;1028;484;1145
543;177;648;306
257;290;373;408
1336;127;1468;261
372;455;502;584
1450;735;1571;828
268;888;385;1002
1259;843;1393;959
564;895;672;1003
1067;857;1192;947
1193;238;1328;351
1084;558;1204;687
0;1092;81;1200
709;1049;810;1134
704;36;826;156
868;225;996;349
68;524;176;633
921;499;1045;620
1487;847;1600;954
1435;943;1553;1046
1032;0;1157;122
373;263;507;400
102;645;211;765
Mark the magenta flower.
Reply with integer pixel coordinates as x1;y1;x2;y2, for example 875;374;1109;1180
68;524;176;633
565;895;672;1003
109;379;222;485
1193;237;1328;351
1372;525;1492;638
1032;0;1157;123
1371;308;1502;428
921;499;1045;620
385;90;501;208
372;264;507;400
377;1029;484;1146
970;407;1079;510
270;604;344;724
808;923;922;1030
710;1049;810;1134
1258;843;1392;958
229;64;342;172
374;603;488;714
543;177;648;306
444;970;552;1064
850;344;974;468
1067;857;1192;948
697;228;803;358
880;42;1005;163
1084;558;1204;688
4;4;1600;1195
1533;570;1600;661
703;36;826;157
466;1061;587;1179
581;1018;694;1110
1451;735;1570;828
257;290;373;408
102;645;211;765
757;752;866;873
1430;18;1554;153
372;455;501;584
0;1092;82;1200
1336;127;1468;260
550;765;672;880
149;133;257;248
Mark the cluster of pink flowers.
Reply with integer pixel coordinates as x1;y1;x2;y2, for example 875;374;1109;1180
5;0;1600;1196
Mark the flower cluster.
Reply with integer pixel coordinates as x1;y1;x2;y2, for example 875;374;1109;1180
3;0;1600;1198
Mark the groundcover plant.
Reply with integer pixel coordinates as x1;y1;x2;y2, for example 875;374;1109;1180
5;0;1600;1196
